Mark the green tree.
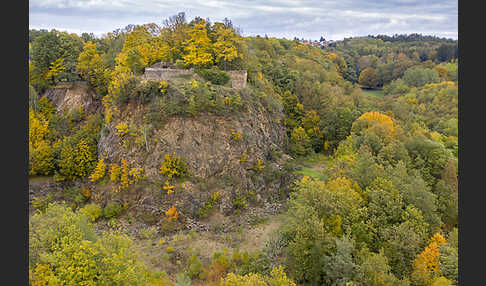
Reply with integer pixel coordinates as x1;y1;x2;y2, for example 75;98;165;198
29;203;157;285
353;248;408;286
403;67;440;88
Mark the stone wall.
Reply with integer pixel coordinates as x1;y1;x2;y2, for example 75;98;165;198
142;67;247;88
226;70;247;89
142;68;194;81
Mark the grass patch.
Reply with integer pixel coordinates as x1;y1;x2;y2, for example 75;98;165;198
293;153;330;181
361;88;385;98
295;168;326;180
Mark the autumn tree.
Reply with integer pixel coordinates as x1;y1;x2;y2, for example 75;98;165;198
182;19;213;68
289;126;312;156
359;67;378;88
29;203;159;285
411;233;447;286
161;12;189;61
77;41;110;96
302;110;324;152
212;22;241;70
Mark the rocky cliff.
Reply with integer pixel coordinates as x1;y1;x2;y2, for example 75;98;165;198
95;85;291;228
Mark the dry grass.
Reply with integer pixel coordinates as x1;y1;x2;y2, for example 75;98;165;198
239;215;282;252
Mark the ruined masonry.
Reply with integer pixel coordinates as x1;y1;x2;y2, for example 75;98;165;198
142;62;247;89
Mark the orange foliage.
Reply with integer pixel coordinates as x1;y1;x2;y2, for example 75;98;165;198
412;232;447;284
165;205;178;220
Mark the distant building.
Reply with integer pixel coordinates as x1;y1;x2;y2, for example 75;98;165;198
298;37;331;48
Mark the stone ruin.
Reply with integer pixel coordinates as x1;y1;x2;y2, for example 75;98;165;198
142;62;247;89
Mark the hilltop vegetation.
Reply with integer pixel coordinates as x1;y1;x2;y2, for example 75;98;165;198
29;13;457;286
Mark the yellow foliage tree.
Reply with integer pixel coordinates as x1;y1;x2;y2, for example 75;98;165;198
77;41;110;94
352;111;396;143
30;264;61;286
89;158;106;182
121;25;171;71
182;20;213;68
411;232;447;286
120;159;132;188
30;140;55;176
58;138;97;180
109;163;121;182
212;23;241;70
44;58;66;84
29;108;50;149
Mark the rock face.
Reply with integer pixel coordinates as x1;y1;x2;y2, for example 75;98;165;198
97;96;289;219
43;81;100;114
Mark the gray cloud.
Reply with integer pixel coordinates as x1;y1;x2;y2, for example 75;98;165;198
29;0;457;40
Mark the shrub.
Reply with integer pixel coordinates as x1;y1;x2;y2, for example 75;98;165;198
175;59;185;69
135;80;160;104
159;80;168;94
196;192;221;218
89;158;106;182
104;202;123;218
165;205;179;220
196;68;230;85
31;194;54;213
253;159;265;172
187;254;204;278
220;266;296;286
78;203;103;222
109;163;121;182
160;153;188;178
139;226;158;239
163;180;175;194
115;122;130;136
233;192;248;214
231;129;243;141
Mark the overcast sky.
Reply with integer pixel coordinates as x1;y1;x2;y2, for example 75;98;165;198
29;0;458;41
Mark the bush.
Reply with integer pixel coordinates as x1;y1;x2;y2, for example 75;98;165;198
104;202;123;218
187;254;203;278
196;192;221;218
196;68;230;85
175;59;185;69
160;153;188;179
31;194;54;213
135;80;160;104
78;203;103;222
220;266;296;286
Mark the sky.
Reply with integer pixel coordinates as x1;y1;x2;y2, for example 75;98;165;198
29;0;458;41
